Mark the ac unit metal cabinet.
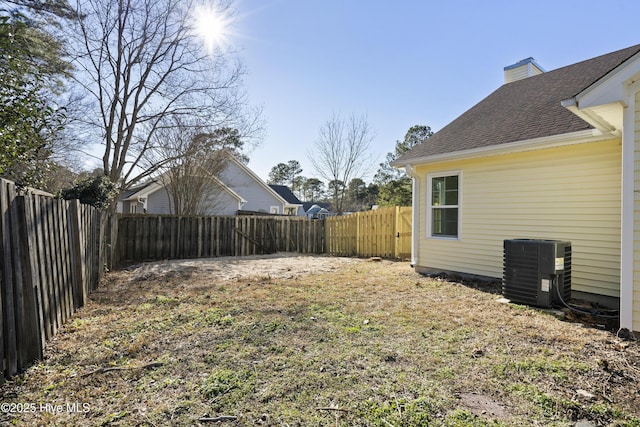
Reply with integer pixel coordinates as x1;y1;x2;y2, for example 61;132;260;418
503;239;571;308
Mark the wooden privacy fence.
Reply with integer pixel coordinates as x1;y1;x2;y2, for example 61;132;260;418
117;214;326;262
117;207;412;264
326;206;412;259
0;178;103;383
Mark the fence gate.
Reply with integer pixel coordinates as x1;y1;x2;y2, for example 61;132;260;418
326;206;412;259
395;206;412;260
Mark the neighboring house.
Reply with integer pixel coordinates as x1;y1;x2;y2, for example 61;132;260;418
392;43;640;334
119;156;303;216
304;203;331;220
302;202;333;219
268;185;304;215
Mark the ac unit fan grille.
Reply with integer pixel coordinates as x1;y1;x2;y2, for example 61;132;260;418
503;242;540;306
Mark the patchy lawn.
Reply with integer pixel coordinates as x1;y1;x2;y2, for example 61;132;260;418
1;254;639;426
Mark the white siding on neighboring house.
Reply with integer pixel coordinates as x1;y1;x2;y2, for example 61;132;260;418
145;185;241;215
220;161;283;213
203;190;239;215
415;138;622;298
147;187;173;214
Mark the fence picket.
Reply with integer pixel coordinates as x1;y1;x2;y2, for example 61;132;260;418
59;200;74;319
32;196;50;343
15;196;42;365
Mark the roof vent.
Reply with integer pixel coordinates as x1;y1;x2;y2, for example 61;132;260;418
504;57;545;83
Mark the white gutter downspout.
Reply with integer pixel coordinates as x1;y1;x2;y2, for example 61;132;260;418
405;164;419;267
620;87;636;331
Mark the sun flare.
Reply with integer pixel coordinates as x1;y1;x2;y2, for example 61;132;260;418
192;3;231;54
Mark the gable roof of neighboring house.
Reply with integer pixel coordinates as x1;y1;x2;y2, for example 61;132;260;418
225;157;294;207
394;43;640;165
302;201;331;212
305;204;330;214
119;155;293;209
120;174;247;204
268;185;302;205
120;181;164;201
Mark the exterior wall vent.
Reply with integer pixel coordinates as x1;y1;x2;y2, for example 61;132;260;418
503;239;571;308
504;57;545;83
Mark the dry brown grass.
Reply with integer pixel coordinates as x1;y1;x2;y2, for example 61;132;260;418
1;255;639;426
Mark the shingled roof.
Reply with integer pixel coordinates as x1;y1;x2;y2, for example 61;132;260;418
268;184;302;204
395;43;640;164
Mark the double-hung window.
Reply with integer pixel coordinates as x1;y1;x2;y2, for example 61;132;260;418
428;172;460;238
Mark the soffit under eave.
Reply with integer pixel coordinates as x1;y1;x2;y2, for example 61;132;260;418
564;102;623;136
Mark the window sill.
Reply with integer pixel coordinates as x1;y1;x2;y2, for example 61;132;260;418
428;235;460;241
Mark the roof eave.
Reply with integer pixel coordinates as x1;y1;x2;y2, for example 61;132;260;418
230;157;290;205
121;181;162;201
211;174;247;204
569;49;640;109
392;129;609;167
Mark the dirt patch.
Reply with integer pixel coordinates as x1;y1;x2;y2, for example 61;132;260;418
122;252;361;281
458;392;508;418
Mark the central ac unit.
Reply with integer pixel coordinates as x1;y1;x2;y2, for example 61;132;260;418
503;239;571;308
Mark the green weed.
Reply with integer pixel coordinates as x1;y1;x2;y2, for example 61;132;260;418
199;368;255;410
355;396;437;426
445;409;504;426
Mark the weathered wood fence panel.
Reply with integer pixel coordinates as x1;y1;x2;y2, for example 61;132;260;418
0;178;103;383
117;214;326;262
325;206;412;259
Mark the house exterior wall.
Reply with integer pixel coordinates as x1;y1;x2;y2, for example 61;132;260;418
145;186;240;215
634;91;640;332
414;138;622;298
147;187;173;214
202;190;239;215
220;161;283;213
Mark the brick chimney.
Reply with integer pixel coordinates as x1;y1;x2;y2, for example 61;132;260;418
504;57;545;83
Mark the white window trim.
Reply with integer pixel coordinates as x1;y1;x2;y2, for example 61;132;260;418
426;170;462;240
270;206;280;214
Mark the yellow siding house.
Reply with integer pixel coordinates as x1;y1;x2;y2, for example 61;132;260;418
393;44;640;334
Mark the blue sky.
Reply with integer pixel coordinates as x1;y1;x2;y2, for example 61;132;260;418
229;0;638;182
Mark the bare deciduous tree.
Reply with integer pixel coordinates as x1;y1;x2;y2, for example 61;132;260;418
68;0;254;196
309;113;375;214
144;118;245;215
